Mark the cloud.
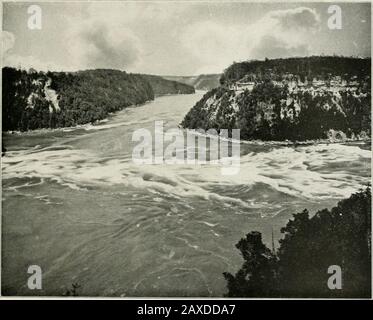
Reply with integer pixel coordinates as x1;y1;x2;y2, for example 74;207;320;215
250;7;320;59
2;31;53;71
269;7;320;30
3;5;145;72
66;20;142;70
3;4;324;74
85;2;186;24
251;35;309;59
2;31;15;55
180;6;321;73
180;21;244;74
2;31;66;71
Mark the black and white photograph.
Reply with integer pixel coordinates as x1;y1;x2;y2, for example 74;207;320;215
1;0;371;300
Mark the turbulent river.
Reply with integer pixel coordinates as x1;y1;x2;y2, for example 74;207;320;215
2;92;371;296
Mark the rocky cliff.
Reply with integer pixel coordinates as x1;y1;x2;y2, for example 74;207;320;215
181;57;371;141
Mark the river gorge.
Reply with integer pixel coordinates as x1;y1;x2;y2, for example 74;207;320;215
2;92;371;296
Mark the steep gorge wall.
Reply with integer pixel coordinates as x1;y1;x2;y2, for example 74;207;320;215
182;57;371;141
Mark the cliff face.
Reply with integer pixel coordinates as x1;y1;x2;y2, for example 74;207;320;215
181;57;371;141
2;67;194;131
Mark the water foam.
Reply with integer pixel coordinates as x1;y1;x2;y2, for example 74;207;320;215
2;142;370;207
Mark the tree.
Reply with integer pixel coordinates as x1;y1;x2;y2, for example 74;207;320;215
223;231;278;297
224;187;371;298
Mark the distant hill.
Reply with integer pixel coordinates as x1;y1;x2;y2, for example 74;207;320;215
141;74;195;96
181;56;371;141
162;74;221;91
2;67;195;131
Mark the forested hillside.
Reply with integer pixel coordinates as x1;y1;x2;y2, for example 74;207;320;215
142;75;195;96
182;56;371;141
2;67;194;131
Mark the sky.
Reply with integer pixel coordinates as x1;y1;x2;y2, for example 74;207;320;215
2;1;371;76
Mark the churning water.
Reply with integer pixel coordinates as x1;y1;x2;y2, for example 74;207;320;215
2;92;371;296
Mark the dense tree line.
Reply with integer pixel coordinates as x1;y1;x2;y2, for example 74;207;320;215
2;67;194;131
220;56;371;85
224;187;371;298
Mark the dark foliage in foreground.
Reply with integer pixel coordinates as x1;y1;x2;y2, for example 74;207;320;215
224;187;371;298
